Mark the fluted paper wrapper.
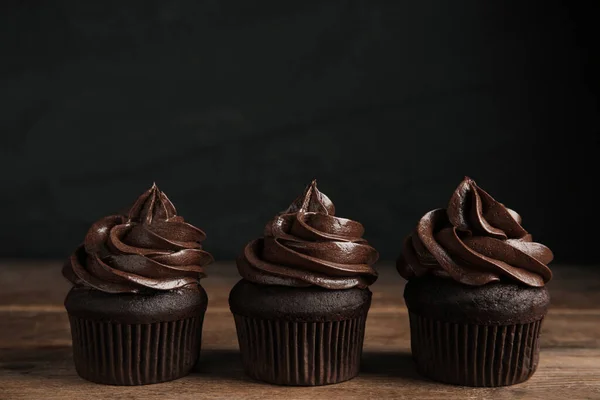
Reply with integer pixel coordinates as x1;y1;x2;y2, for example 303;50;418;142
68;315;203;385
233;314;367;386
409;312;544;387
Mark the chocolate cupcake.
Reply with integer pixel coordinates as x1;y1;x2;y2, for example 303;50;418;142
63;184;214;385
397;177;553;387
229;180;379;386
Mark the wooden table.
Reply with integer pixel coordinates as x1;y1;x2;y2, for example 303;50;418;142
1;262;599;399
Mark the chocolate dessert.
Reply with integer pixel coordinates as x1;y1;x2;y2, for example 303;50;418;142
230;180;379;386
63;184;213;385
397;177;553;387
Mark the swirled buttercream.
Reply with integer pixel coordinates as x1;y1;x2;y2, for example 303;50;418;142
397;177;552;287
63;184;213;293
237;180;379;289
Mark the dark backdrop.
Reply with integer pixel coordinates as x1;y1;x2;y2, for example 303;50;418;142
1;1;598;262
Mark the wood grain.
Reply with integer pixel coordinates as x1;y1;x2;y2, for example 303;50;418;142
0;262;599;399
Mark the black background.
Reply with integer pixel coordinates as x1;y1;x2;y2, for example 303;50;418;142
1;1;598;263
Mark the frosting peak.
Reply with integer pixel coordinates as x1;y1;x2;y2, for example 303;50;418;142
447;177;528;240
397;177;553;287
128;183;177;224
237;181;379;289
63;184;213;294
283;179;335;215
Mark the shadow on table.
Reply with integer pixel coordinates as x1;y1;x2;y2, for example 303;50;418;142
195;349;426;384
0;345;87;385
360;350;425;383
194;349;246;381
0;345;72;367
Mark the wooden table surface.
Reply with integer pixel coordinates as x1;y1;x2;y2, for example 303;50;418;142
0;262;599;399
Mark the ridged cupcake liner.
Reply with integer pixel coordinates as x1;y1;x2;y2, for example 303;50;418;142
409;312;544;387
233;314;367;386
68;315;204;385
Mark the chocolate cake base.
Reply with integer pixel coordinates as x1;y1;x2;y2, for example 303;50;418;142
229;279;371;386
65;285;208;385
404;277;550;387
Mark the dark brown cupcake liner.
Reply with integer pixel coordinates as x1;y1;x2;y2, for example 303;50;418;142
233;314;367;386
409;312;544;387
68;315;204;385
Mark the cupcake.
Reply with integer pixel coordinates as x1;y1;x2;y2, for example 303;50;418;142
229;180;379;386
397;177;553;387
62;184;214;385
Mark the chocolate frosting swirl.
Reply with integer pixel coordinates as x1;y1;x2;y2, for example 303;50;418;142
62;184;214;294
397;177;553;287
237;180;379;289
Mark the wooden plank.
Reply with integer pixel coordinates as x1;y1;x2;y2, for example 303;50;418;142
1;348;599;399
1;308;599;350
0;262;599;310
1;261;599;399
